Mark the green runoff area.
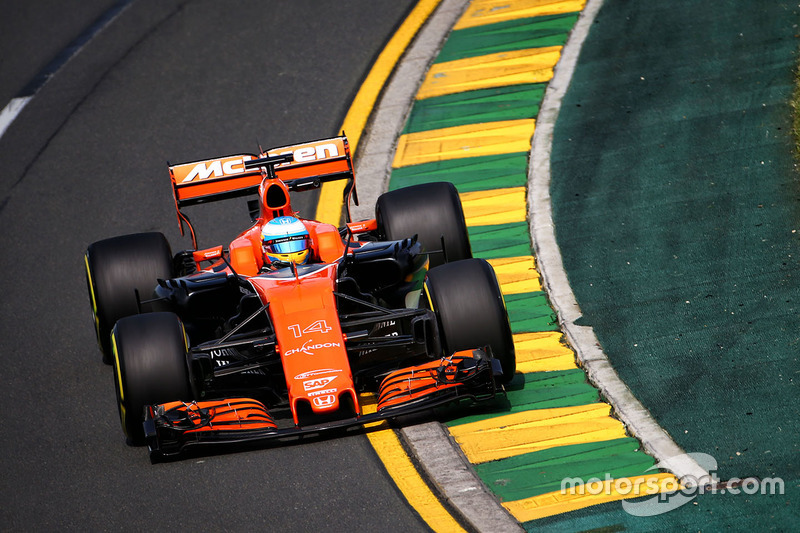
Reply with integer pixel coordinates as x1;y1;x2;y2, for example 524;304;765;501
545;0;799;529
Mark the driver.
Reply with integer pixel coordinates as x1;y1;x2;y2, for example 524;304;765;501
260;216;311;269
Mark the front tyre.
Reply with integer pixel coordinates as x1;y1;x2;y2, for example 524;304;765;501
376;182;471;268
85;232;173;363
423;258;516;383
111;312;192;445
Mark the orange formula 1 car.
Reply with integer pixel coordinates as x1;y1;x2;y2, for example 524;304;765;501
84;135;515;461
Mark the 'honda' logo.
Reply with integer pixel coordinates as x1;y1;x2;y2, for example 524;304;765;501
312;395;336;408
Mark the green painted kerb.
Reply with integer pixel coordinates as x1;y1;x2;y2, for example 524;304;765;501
390;153;530;193
475;438;656;502
435;13;580;63
402;84;545;134
468;221;532;259
440;369;600;426
506;292;559;334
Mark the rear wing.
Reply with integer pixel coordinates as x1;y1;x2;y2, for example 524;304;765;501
170;136;354;207
169;135;358;246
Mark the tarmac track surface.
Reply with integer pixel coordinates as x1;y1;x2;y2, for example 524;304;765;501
0;1;432;530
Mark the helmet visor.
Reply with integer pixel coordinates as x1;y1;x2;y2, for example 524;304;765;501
264;235;308;254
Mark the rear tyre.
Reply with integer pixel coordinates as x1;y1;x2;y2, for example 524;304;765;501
423;258;516;383
111;312;192;445
85;232;173;363
376;182;471;268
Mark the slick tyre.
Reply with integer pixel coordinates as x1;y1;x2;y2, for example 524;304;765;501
85;232;173;364
424;258;516;383
376;182;471;268
111;312;192;445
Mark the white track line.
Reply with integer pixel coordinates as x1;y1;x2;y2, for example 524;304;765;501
528;0;710;483
0;97;32;139
0;0;133;141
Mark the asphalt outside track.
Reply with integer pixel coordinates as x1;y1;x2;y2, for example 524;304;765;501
0;2;436;531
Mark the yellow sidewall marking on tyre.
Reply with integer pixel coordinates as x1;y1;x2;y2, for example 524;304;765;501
112;331;132;439
118;404;127;436
84;254;102;342
315;0;443;226
111;332;124;403
454;0;586;30
422;280;436;313
84;254;98;314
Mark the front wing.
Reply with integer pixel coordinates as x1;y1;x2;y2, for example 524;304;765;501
144;349;502;461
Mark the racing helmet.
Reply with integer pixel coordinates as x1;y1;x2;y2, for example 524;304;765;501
261;216;310;265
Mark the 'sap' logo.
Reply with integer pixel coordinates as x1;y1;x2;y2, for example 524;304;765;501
303;376;336;391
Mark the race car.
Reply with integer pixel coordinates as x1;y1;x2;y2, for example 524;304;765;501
84;135;516;461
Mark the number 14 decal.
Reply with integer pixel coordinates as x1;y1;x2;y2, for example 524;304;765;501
287;320;332;338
